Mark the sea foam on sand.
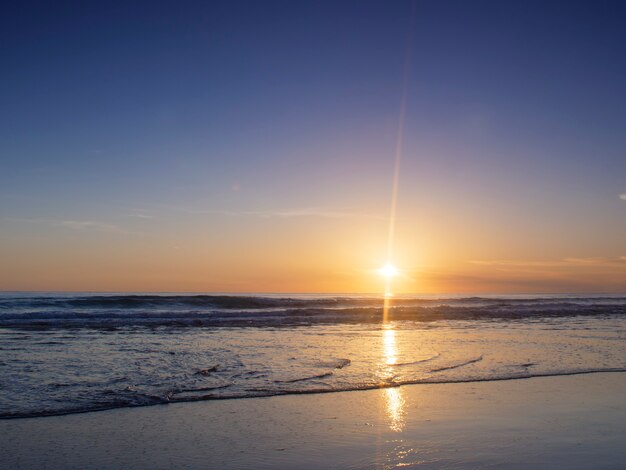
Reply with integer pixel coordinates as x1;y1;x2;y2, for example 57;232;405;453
2;372;625;469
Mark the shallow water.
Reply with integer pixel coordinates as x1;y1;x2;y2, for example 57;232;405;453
0;293;624;418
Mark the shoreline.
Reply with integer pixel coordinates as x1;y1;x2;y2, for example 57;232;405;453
3;372;625;469
4;367;626;421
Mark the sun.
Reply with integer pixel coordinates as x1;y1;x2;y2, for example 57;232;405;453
378;263;399;278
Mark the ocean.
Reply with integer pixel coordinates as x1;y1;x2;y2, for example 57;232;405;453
1;293;624;419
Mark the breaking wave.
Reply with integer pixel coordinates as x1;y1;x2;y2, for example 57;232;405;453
0;294;624;329
1;293;624;419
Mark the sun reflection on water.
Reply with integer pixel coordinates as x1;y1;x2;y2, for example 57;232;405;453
384;386;406;432
383;327;398;366
381;310;406;432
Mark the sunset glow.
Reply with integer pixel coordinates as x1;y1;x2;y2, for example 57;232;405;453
378;263;399;278
0;2;624;295
1;2;625;468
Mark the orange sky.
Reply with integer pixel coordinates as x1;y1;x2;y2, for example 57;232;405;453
1;2;625;294
1;207;624;293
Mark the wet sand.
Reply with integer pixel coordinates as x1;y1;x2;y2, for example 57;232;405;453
2;372;625;469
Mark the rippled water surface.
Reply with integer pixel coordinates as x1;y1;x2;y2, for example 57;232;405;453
1;293;624;418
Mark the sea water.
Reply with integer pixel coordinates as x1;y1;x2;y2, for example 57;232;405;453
0;293;624;418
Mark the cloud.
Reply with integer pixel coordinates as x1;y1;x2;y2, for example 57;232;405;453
467;257;626;268
4;217;47;224
620;194;626;200
3;216;144;238
419;269;595;291
561;257;614;265
468;259;559;267
58;220;123;232
125;214;155;219
243;208;363;219
4;217;126;233
155;204;381;219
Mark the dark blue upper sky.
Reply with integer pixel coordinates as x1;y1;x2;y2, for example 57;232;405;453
1;1;625;292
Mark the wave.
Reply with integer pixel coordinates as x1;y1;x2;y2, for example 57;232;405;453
3;368;625;420
2;293;624;420
1;293;625;309
0;294;624;329
274;372;335;383
429;356;483;372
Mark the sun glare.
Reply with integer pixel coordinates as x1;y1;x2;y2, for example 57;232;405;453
378;263;399;278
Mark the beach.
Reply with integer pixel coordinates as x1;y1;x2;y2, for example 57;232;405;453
2;293;624;468
2;294;625;419
2;372;625;469
3;1;626;468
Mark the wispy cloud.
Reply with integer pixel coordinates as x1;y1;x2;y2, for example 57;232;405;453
3;217;47;224
58;220;124;232
468;259;559;267
151;204;382;219
562;257;615;265
468;257;626;268
243;208;369;219
125;213;155;219
417;269;596;291
619;193;626;200
4;217;128;233
412;263;626;292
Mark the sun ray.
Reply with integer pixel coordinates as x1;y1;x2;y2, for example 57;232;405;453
382;3;415;299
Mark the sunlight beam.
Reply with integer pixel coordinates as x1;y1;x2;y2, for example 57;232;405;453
382;3;415;298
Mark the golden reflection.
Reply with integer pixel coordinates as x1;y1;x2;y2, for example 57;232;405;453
381;312;406;432
383;327;397;366
384;387;406;432
382;295;392;323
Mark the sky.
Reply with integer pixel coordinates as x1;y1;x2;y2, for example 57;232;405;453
1;0;625;293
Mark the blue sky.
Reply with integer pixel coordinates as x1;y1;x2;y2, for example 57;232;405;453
1;0;625;292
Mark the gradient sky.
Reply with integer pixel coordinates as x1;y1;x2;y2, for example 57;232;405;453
1;0;625;293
